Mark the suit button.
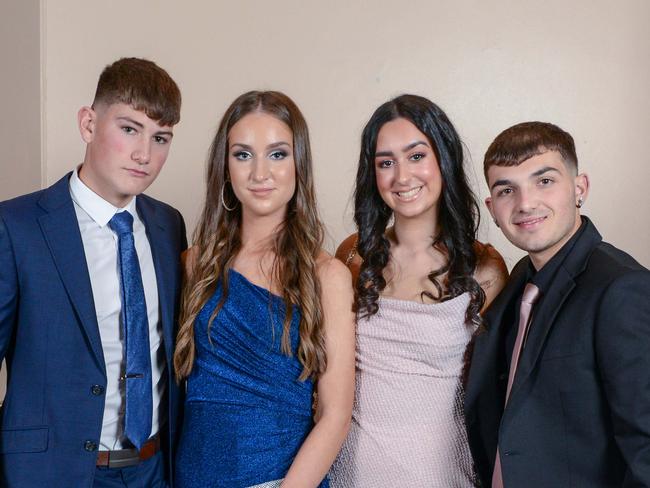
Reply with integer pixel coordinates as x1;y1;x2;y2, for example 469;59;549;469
84;440;98;452
91;384;104;396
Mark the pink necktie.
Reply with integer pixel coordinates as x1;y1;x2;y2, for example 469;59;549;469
492;283;540;488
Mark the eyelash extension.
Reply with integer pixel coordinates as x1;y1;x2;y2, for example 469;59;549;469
271;150;287;156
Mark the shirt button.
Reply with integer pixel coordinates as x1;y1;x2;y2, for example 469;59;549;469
84;440;98;452
91;385;104;396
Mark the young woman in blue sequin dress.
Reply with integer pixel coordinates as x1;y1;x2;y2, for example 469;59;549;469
173;91;355;488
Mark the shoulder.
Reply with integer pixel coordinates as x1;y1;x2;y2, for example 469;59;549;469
473;241;509;311
589;241;648;276
181;246;199;279
138;193;186;246
579;242;650;297
138;193;183;219
473;241;508;288
335;233;360;265
317;251;353;288
0;187;49;221
335;233;362;285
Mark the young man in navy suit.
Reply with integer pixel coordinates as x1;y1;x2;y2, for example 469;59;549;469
0;58;187;487
464;122;650;487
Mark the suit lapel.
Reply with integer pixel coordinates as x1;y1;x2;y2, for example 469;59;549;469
507;267;575;403
37;174;106;373
137;197;175;368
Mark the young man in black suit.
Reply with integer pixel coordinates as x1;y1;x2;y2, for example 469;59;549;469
464;121;650;487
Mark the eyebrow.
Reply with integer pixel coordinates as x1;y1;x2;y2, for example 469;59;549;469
490;166;561;190
117;116;144;129
117;116;173;138
375;140;429;158
231;141;291;151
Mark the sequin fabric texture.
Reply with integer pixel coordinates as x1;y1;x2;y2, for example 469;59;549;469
330;293;477;487
175;269;329;487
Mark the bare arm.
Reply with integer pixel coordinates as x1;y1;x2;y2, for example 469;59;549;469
281;255;356;487
181;246;198;284
335;233;361;286
474;241;509;313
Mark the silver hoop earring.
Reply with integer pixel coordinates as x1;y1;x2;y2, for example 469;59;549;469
221;184;236;212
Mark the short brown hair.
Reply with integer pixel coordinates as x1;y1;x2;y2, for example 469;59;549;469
484;121;577;179
93;57;181;126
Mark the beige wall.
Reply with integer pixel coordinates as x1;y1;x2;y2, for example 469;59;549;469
0;0;42;199
0;0;42;403
43;0;650;269
2;0;650;401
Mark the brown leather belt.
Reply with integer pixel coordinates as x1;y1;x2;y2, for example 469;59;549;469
96;435;160;469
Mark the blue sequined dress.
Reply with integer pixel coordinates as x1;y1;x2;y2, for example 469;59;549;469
176;269;329;488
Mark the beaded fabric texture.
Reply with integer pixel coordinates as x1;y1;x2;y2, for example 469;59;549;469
330;293;477;487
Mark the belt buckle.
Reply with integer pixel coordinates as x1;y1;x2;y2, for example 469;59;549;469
97;435;160;468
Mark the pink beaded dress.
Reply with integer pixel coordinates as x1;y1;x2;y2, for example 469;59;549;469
329;293;477;487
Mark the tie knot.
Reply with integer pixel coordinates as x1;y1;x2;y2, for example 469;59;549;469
522;282;540;305
108;211;134;235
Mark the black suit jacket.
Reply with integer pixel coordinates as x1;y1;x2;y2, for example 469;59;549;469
464;218;650;487
0;173;187;487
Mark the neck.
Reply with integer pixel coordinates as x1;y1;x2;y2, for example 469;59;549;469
240;211;285;253
530;214;582;270
77;163;132;208
391;210;438;253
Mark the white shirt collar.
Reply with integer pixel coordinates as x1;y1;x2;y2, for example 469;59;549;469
69;166;137;227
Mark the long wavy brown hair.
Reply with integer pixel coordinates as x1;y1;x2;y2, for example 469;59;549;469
174;91;326;382
354;95;485;327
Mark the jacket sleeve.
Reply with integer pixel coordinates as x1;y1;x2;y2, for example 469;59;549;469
0;213;18;362
595;269;650;486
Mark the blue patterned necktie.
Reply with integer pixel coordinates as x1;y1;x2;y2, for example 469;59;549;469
108;211;152;450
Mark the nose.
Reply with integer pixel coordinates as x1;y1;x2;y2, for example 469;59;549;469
252;158;270;182
516;188;537;212
395;160;410;184
132;139;151;165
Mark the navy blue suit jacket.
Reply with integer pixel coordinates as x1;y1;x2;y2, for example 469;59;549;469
0;173;187;487
464;218;650;487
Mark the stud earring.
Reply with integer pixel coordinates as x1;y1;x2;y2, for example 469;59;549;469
576;197;584;208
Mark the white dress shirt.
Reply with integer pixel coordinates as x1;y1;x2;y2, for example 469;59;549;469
69;168;165;450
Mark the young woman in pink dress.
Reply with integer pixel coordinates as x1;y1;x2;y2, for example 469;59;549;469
330;94;508;487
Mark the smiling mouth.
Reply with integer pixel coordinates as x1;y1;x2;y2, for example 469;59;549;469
394;186;422;200
514;216;547;228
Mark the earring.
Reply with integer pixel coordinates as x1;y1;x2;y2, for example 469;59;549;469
576;197;584;208
493;218;500;228
221;183;236;212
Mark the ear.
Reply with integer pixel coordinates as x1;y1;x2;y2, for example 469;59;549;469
78;106;96;144
575;172;590;208
485;196;495;218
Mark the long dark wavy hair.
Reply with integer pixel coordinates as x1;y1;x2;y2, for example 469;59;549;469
354;94;485;327
174;91;326;382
